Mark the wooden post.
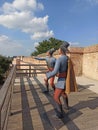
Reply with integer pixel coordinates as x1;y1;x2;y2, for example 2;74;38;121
16;59;20;69
29;65;31;77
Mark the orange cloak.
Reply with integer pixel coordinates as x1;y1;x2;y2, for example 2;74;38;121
65;58;78;94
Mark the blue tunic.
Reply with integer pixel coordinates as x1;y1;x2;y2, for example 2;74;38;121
34;57;56;68
46;55;68;89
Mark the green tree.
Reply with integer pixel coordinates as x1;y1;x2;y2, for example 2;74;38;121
0;55;12;84
31;37;63;56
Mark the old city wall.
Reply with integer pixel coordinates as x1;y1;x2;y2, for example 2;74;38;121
83;44;98;80
13;44;98;80
68;47;83;76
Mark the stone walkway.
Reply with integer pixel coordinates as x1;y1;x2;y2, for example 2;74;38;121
7;76;98;130
76;76;98;94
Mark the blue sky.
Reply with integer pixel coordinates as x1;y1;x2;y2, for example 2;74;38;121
0;0;98;56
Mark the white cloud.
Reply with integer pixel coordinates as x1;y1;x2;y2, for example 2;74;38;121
2;0;44;13
0;0;53;41
0;11;31;29
22;15;49;34
69;41;80;46
34;42;39;47
31;30;54;40
13;0;44;11
0;35;27;56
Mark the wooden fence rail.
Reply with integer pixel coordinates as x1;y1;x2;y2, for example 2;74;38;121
16;64;47;77
0;65;16;130
0;63;47;130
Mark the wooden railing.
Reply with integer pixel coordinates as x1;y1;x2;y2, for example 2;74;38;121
0;63;47;130
0;65;16;130
16;63;47;77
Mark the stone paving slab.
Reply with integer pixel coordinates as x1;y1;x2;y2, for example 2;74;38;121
7;76;98;130
76;76;98;94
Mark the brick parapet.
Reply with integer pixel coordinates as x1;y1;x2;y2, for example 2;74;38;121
83;44;98;53
69;47;84;54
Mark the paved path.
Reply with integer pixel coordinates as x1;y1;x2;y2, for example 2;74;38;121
7;76;98;130
76;76;98;94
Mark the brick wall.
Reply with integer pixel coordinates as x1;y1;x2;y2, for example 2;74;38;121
69;47;83;76
69;44;98;80
83;44;98;80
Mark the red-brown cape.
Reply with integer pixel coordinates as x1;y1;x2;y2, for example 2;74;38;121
65;58;78;94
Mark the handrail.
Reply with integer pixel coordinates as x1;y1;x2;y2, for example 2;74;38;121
0;65;16;130
16;64;47;77
0;63;47;130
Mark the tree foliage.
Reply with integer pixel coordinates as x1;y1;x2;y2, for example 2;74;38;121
0;55;12;84
31;37;63;56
